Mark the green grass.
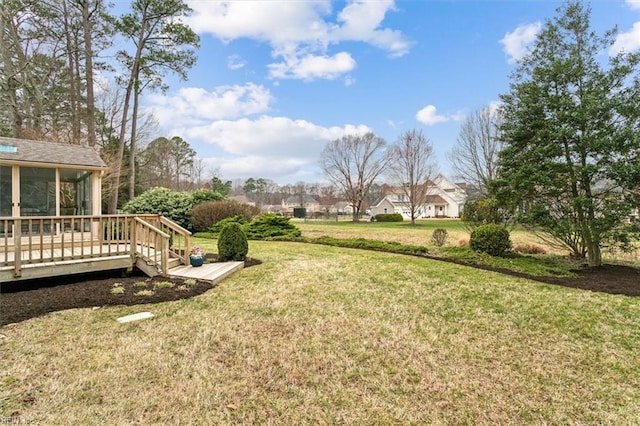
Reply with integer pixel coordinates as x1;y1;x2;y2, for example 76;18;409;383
1;241;638;424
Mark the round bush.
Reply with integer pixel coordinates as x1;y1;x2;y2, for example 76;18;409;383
218;222;249;261
469;224;512;257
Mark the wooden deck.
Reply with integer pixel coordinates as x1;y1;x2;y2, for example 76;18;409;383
1;215;194;282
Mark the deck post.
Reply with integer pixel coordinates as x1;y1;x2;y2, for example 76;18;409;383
130;216;137;264
13;219;21;277
161;236;169;275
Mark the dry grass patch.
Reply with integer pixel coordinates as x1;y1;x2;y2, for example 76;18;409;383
1;241;639;424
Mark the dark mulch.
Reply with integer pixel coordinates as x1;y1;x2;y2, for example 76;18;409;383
1;254;637;327
426;256;640;297
1;256;261;326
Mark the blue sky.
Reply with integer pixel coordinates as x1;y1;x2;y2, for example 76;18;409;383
141;0;640;184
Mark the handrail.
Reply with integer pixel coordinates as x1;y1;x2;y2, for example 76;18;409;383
133;216;170;275
158;216;192;264
133;216;170;239
159;216;192;236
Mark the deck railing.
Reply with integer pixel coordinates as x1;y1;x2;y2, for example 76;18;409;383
134;214;192;265
0;214;190;279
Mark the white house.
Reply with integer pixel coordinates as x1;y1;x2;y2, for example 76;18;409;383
370;175;468;219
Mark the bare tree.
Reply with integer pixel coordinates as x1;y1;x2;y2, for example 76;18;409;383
386;129;436;225
320;132;389;222
447;105;503;198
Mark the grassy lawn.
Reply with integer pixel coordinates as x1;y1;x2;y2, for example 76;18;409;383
297;218;539;248
2;240;639;424
296;218;640;265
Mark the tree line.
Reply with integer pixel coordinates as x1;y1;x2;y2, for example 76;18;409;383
0;0;199;212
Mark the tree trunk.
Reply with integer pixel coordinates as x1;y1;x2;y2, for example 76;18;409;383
586;241;602;267
108;79;134;213
128;86;140;201
108;7;148;213
62;0;81;143
81;0;97;147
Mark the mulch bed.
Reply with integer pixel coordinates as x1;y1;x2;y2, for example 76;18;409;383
1;256;261;326
1;254;637;326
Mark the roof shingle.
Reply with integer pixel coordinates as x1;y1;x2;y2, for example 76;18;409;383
0;137;106;168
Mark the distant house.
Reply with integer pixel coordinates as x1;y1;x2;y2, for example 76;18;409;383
282;194;321;215
370;175;468;219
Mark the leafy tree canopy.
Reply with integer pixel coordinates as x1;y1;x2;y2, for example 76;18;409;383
494;1;640;266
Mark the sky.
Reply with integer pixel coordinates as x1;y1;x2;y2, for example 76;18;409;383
140;0;640;185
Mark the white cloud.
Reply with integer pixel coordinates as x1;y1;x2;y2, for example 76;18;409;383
185;0;410;81
184;116;371;180
627;0;640;10
610;22;640;55
204;156;314;181
184;116;370;158
147;84;273;126
500;22;542;64
227;54;247;70
416;105;462;126
331;0;411;57
268;51;356;80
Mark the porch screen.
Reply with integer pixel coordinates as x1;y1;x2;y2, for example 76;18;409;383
0;166;10;216
20;167;55;216
60;169;92;215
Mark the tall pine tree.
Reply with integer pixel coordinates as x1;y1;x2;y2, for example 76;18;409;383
495;1;640;266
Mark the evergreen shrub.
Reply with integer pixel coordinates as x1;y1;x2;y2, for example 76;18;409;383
374;213;403;222
243;213;301;240
470;224;512;257
218;223;249;261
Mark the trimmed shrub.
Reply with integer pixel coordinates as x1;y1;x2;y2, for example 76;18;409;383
243;213;301;240
470;224;512;257
191;200;259;232
210;215;249;233
218;223;249;261
374;213;403;222
431;228;448;247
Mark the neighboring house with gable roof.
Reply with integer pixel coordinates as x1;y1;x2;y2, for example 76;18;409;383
282;194;321;215
370;174;468;219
